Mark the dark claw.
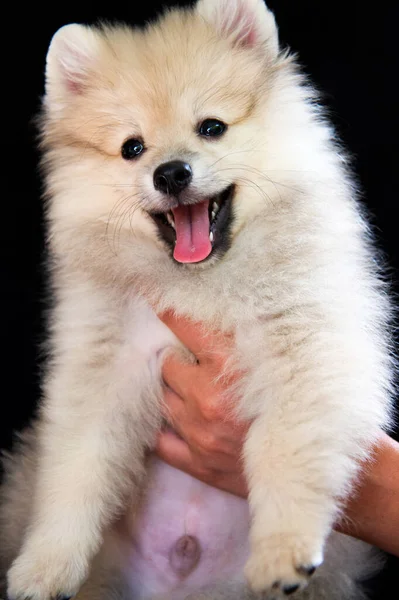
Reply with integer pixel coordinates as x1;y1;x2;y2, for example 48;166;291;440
271;580;281;590
283;584;300;595
297;564;317;576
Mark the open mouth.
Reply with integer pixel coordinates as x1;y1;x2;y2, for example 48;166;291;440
150;184;235;264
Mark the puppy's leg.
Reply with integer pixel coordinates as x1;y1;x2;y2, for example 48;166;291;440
7;287;166;600
241;323;389;597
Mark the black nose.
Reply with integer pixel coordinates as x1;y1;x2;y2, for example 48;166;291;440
153;161;192;195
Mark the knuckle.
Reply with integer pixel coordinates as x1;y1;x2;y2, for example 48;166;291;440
200;399;223;422
196;431;220;454
193;460;218;483
195;464;212;479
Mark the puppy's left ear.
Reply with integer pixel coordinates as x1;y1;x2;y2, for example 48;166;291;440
197;0;278;57
45;24;103;110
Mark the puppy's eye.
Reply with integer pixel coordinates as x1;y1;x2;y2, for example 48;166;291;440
121;138;145;160
198;119;227;138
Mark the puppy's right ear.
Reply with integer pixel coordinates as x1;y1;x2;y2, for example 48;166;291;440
45;24;101;108
197;0;279;57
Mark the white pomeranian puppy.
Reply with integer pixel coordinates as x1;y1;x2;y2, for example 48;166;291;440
0;0;393;599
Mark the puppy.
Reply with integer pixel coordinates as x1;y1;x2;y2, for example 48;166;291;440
0;0;393;598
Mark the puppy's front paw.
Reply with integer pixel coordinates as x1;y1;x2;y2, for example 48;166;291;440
245;533;323;597
7;544;87;600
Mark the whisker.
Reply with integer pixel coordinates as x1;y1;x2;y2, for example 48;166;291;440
218;165;303;196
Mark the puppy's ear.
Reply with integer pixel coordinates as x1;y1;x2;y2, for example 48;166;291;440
197;0;278;57
45;24;102;106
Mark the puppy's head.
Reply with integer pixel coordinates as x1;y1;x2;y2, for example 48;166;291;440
44;0;283;265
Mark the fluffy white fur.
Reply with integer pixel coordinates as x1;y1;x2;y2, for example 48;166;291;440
0;0;393;598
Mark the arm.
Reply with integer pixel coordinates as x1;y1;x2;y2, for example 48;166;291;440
335;432;399;556
156;312;399;557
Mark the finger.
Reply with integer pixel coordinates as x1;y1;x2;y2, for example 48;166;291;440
162;352;234;412
156;429;197;471
159;310;233;362
161;392;227;458
159;403;227;462
162;353;201;402
156;430;248;498
162;386;194;436
156;429;225;476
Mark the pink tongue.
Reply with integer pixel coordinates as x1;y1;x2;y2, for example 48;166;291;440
172;200;212;263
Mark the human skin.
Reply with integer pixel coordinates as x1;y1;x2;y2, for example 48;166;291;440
156;312;399;558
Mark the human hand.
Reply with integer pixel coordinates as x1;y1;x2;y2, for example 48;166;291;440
156;311;249;498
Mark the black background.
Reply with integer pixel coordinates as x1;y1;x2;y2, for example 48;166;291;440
1;0;398;596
